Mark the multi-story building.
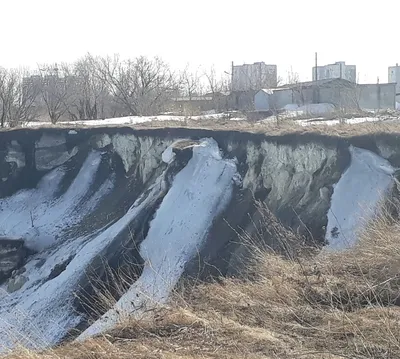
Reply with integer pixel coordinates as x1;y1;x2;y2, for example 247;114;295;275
388;64;400;101
312;61;356;83
232;62;277;92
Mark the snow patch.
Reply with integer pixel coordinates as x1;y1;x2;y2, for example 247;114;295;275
162;145;175;164
26;113;229;128
78;138;237;339
0;158;161;351
325;146;395;250
0;151;110;251
296;116;385;127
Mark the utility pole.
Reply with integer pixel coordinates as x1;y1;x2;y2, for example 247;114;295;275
314;52;319;103
231;61;234;92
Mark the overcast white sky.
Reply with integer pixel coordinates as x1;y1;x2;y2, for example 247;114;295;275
1;0;398;83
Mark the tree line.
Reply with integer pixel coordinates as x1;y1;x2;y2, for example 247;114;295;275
0;54;230;127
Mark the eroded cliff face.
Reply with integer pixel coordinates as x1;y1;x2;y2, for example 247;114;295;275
0;126;398;350
0;237;27;283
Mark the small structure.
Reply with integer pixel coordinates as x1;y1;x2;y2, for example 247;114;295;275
255;79;357;111
254;89;273;111
228;90;257;111
312;61;357;83
357;83;396;110
254;78;396;112
169;92;229;115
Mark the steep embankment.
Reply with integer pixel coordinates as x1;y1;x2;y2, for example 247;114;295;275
0;126;398;351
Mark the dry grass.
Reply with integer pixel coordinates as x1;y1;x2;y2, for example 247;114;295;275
136;117;400;138
5;204;400;358
3;113;400;138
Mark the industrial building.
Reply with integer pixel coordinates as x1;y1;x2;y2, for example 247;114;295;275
312;61;357;83
254;79;395;112
232;62;277;92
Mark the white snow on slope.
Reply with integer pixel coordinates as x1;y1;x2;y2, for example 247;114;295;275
0;168;168;352
78;138;237;340
325;146;395;250
161;145;175;164
0;151;108;251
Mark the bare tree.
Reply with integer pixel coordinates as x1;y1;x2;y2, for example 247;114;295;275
337;81;361;114
203;65;231;95
36;63;75;124
135;56;177;115
180;66;203;99
66;55;110;121
286;67;300;85
13;69;40;126
203;65;231;112
0;68;39;127
0;68;15;127
175;67;205;115
91;54;177;116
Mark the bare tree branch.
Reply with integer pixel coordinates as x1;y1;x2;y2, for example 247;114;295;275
0;68;39;127
35;63;75;124
91;55;177;116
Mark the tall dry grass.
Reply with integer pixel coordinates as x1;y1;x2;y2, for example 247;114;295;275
177;201;400;358
5;201;400;358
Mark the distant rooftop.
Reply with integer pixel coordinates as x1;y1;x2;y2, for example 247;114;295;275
314;61;355;68
275;78;356;90
233;62;276;67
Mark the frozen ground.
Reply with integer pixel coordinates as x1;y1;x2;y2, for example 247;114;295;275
0;151;119;350
21;110;400;129
0;151;113;251
325;146;395;250
0;120;398;351
0;152;167;350
78;138;237;339
26;113;228;128
0;137;238;352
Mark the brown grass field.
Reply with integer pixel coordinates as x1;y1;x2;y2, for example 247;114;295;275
4;201;400;359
